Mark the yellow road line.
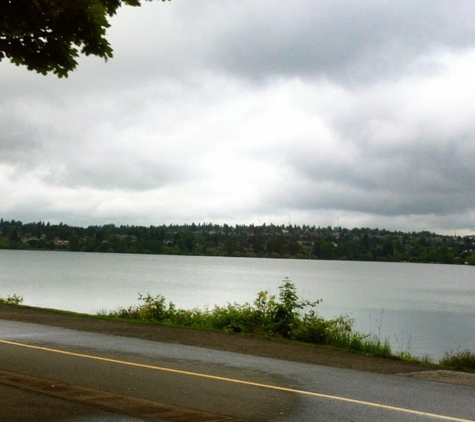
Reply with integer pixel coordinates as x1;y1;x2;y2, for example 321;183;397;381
0;339;473;422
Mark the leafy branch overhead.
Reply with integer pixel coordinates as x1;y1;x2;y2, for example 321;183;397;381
0;0;170;77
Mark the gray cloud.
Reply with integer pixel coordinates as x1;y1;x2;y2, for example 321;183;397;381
201;1;475;84
1;1;475;234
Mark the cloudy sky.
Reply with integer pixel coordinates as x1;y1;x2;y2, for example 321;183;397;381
2;0;475;234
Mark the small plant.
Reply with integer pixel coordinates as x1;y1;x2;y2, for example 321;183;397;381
108;293;175;322
136;293;169;321
272;278;321;338
0;294;24;305
440;349;475;371
251;277;322;338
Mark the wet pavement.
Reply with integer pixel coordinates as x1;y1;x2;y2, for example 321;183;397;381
2;319;475;422
0;384;151;422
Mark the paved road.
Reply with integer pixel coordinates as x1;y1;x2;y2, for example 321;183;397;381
1;320;474;422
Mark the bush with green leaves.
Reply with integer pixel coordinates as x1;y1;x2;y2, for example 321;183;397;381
0;294;24;305
251;278;322;338
110;293;174;322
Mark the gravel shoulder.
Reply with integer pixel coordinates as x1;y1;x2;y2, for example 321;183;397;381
0;304;435;375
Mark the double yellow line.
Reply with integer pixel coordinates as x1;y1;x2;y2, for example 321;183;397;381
0;338;473;422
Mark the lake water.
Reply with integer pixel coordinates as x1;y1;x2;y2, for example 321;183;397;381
1;249;474;361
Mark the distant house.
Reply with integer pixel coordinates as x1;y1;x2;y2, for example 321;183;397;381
54;239;70;247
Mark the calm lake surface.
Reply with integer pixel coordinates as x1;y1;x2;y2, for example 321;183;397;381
1;249;474;360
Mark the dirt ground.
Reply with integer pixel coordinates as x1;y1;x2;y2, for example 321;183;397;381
0;304;433;375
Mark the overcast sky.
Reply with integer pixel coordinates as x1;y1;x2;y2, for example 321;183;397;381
2;0;475;234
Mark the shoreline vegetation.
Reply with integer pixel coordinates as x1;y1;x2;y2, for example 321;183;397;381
2;280;474;372
2;219;475;264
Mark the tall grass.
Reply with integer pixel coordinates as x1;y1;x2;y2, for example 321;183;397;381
105;278;392;357
440;350;475;372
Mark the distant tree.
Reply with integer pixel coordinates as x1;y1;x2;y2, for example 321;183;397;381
0;0;170;77
225;237;239;256
68;233;81;251
177;231;195;254
8;227;20;243
312;239;335;260
265;235;284;256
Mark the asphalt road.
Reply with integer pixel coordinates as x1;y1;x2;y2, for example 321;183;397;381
1;320;474;422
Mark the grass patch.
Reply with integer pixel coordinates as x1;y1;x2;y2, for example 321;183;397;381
440;350;475;372
396;351;434;365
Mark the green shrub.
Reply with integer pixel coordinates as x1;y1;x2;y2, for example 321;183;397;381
251;278;322;338
209;303;258;333
0;294;23;305
109;293;175;322
293;315;329;343
167;307;210;328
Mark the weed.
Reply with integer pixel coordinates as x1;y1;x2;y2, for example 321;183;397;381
108;293;176;322
440;349;475;371
0;294;24;305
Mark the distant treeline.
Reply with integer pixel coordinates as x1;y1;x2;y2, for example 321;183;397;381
1;218;475;265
